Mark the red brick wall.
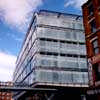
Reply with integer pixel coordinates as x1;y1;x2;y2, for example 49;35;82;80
82;0;100;86
0;82;13;100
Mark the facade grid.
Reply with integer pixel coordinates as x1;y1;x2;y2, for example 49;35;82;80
13;10;88;88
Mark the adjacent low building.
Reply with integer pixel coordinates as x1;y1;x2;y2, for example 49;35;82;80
13;10;88;99
0;82;13;100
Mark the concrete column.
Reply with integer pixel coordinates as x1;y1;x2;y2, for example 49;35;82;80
81;95;86;100
45;93;54;100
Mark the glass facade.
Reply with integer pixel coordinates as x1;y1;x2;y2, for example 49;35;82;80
13;10;88;87
92;39;99;55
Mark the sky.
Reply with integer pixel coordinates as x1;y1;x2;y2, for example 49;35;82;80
0;0;87;82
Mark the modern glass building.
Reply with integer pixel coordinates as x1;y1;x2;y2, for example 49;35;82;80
13;10;88;89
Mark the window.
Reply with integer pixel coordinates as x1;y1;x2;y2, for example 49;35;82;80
41;59;50;66
92;39;99;55
60;42;65;48
46;72;53;82
40;40;45;46
94;63;100;81
79;62;87;69
73;72;83;83
39;71;47;82
52;72;59;82
72;31;77;40
72;23;75;29
67;61;78;68
62;72;72;83
75;23;83;30
65;33;71;39
90;20;96;33
88;3;93;15
52;61;57;67
98;0;100;6
77;31;85;41
83;73;88;84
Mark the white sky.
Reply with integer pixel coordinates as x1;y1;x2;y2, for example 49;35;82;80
65;0;88;9
0;51;16;81
0;0;43;82
0;0;42;29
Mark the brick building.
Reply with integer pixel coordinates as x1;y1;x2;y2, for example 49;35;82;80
82;0;100;99
0;82;13;100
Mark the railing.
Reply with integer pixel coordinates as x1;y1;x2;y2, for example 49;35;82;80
0;82;57;92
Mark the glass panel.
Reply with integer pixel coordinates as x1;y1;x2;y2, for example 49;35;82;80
52;61;58;67
90;20;96;33
52;72;59;82
37;71;52;82
92;40;98;48
83;73;88;84
46;72;53;82
39;71;46;82
75;23;83;30
65;30;71;39
67;62;78;68
92;39;99;55
73;72;84;83
41;59;46;66
88;3;93;15
59;61;78;68
94;48;99;54
40;40;45;46
37;27;73;40
72;31;77;40
61;72;73;83
79;62;87;69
